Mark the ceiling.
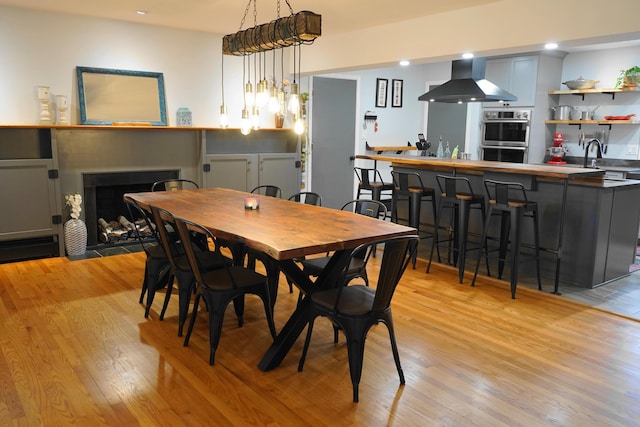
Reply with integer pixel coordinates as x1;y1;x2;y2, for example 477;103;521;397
0;0;498;35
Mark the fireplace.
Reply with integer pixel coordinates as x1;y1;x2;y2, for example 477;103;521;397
83;170;179;247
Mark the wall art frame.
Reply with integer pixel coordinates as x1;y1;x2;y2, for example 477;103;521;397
76;66;167;126
392;79;403;108
375;78;388;108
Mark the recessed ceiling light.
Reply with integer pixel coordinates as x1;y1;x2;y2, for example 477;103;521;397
136;10;148;15
462;52;474;59
545;42;558;50
399;60;410;67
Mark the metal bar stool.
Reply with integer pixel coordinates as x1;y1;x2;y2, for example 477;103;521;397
390;170;437;268
355;167;394;218
471;179;542;299
427;175;486;283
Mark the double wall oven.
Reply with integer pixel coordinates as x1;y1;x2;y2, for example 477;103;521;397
481;109;531;163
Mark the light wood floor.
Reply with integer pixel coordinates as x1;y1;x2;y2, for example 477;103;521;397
1;252;639;426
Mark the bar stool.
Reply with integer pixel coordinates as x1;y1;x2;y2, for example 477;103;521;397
471;179;542;299
355;167;394;218
390;170;437;268
427;175;486;283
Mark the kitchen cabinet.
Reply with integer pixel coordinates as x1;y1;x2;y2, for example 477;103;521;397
203;153;299;198
0;128;62;260
485;56;538;107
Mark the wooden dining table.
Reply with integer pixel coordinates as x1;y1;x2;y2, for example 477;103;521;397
124;187;416;370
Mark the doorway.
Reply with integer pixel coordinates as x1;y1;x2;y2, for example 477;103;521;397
310;76;358;209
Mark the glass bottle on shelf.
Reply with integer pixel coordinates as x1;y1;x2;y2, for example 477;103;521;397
444;141;451;158
437;136;444;158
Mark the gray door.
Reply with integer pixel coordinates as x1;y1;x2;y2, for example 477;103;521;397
311;77;357;209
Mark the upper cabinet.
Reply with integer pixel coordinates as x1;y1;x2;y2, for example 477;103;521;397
485;56;538;107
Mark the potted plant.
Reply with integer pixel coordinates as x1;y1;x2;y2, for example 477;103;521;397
615;66;640;89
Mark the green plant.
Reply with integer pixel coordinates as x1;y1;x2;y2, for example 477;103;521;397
615;66;640;88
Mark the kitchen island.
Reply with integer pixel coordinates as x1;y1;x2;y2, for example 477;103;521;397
357;154;640;290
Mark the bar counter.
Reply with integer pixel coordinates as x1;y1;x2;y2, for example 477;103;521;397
357;154;640;290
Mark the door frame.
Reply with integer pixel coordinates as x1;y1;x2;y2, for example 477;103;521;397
308;74;361;196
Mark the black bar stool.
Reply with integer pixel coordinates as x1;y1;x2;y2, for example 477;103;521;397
427;175;486;283
471;179;542;299
390;170;437;268
355;167;394;217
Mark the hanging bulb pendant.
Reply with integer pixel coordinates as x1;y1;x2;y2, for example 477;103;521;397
240;109;251;135
288;83;300;114
219;104;229;128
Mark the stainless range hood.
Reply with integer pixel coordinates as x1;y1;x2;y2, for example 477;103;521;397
418;58;517;103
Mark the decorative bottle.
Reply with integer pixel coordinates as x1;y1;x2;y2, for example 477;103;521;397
436;137;444;158
444;141;451;158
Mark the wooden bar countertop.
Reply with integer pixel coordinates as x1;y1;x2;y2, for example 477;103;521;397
356;154;607;181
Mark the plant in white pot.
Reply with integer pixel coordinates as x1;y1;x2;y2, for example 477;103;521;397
64;193;87;256
615;66;640;89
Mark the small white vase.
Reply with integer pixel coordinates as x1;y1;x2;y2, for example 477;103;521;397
64;218;87;256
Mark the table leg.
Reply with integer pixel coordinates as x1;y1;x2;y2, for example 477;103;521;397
258;251;351;371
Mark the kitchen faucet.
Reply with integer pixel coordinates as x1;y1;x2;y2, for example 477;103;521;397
583;138;604;168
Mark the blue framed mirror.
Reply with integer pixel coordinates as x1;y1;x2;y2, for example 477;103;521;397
76;66;167;126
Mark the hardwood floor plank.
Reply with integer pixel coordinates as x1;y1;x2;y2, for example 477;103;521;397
1;252;639;426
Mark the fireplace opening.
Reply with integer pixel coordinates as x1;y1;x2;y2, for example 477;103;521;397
83;170;179;247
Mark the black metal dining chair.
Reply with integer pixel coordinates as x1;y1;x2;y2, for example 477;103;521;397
175;217;277;365
288;192;322;206
298;199;387;287
250;185;282;198
297;234;419;402
151;179;199;192
150;205;231;336
124;197;172;318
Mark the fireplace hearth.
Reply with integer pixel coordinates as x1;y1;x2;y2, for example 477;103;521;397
83;170;179;247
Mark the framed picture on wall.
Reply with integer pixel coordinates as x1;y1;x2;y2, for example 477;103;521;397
392;79;403;108
375;78;388;108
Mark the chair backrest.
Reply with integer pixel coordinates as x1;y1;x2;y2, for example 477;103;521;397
151;179;199;192
483;179;528;206
150;205;183;267
435;175;475;198
251;185;282;198
288;192;322;206
341;199;388;221
391;171;426;192
123;197;162;251
333;235;419;313
354;167;386;187
173;217;232;289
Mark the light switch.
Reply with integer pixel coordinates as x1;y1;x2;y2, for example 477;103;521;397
627;144;638;156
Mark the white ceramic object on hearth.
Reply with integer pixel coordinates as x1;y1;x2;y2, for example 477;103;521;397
64;218;87;256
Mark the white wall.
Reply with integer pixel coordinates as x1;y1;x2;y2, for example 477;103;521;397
0;5;287;128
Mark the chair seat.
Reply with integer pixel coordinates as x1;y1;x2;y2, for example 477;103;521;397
311;285;374;316
489;198;535;208
200;266;266;290
363;182;394;189
440;192;480;201
302;256;366;277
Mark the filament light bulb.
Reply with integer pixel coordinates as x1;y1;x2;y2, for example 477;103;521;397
219;105;228;128
240;109;251;135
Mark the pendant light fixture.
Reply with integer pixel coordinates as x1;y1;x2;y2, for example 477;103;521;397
223;0;321;135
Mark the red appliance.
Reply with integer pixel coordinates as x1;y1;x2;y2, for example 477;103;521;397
547;132;568;164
